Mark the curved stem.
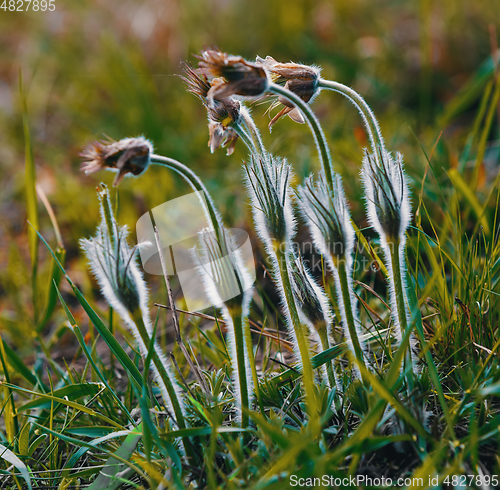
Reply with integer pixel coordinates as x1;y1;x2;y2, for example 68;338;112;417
151;155;221;236
233;124;259;155
268;82;334;192
275;245;318;422
239;107;266;155
318;79;385;167
151;154;258;415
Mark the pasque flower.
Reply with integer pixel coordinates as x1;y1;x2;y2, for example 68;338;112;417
298;170;368;374
80;184;187;440
182;63;241;155
361;149;411;244
196;49;268;106
80;137;153;186
245;153;320;418
362;148;417;373
256;56;321;129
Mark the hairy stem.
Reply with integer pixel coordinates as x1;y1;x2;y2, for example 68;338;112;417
230;307;250;427
275;245;317;421
239;107;266;155
336;258;366;374
242;313;265;416
133;313;187;430
317;325;336;390
388;241;414;391
268;82;334;192
233;124;259;154
318;79;385;167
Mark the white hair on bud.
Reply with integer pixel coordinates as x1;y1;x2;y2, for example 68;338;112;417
80;214;185;428
245;154;325;372
297;171;368;375
361;149;418;371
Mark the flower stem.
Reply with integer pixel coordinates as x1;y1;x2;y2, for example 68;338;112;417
336;258;366;374
229;307;250;427
317;324;336;390
242;313;265;417
233;124;259;154
150;155;229;257
275;245;318;421
133;313;187;430
318;79;386;167
239;107;266;155
268;82;334;192
388;241;414;391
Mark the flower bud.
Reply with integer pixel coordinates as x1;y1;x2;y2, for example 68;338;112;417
197;49;269;105
80;137;153;186
256;56;321;128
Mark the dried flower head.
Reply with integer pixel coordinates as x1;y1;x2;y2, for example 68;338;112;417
197;49;268;106
256;56;321;128
80;137;153;186
361;149;411;243
182;63;241;155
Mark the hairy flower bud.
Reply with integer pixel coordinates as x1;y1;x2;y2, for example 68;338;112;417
80;137;153;186
361;149;411;244
245;154;295;247
182;63;241;155
197;49;269;105
297;170;354;264
256;56;321;128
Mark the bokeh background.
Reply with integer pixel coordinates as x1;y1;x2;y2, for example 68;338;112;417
1;0;499;352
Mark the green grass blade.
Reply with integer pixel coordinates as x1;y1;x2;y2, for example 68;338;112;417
33;226;144;390
87;425;144;490
19;71;39;322
54;282;134;424
448;169;491;236
1;339;45;390
0;443;31;490
5;383;122;428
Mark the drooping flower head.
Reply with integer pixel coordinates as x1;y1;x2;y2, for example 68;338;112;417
181;63;241;155
196;49;269;106
361;149;411;244
256;56;321;129
80;137;153;186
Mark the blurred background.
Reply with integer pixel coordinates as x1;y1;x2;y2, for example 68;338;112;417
0;0;499;353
